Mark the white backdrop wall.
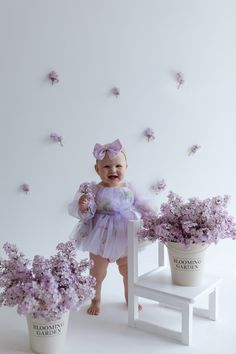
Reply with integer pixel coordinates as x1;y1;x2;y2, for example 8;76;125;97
1;0;236;278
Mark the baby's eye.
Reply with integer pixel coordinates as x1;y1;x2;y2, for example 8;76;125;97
116;165;122;168
103;165;110;168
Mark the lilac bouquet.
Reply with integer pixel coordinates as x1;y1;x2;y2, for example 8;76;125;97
0;241;96;321
138;192;236;246
79;182;97;196
79;182;97;214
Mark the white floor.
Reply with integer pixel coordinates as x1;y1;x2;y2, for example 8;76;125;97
0;257;236;354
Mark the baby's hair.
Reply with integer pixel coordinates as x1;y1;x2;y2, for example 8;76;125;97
120;150;127;162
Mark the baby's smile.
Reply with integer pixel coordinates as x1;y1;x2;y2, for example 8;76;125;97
108;175;118;180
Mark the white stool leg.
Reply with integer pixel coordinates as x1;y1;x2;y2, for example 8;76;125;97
181;303;193;345
209;287;218;321
158;242;165;267
128;221;140;327
128;294;139;326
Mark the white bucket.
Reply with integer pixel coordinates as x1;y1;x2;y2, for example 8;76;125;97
166;242;209;286
27;311;69;354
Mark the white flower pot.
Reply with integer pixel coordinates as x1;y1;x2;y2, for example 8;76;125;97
166;242;209;286
27;311;69;354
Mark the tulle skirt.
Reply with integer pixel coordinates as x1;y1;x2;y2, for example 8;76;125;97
70;210;139;262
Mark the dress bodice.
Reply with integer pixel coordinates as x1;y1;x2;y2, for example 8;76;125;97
95;185;135;213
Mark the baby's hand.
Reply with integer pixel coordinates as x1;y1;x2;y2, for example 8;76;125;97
79;194;91;213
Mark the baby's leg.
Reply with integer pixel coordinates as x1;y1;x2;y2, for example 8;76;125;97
116;256;128;304
116;256;142;311
87;253;109;315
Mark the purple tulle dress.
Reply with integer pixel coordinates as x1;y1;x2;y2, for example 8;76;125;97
68;182;143;262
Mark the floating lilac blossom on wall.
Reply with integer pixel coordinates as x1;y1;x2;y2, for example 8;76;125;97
50;133;63;146
144;128;155;142
111;87;120;98
48;71;59;85
176;72;184;89
189;144;201;155
151;179;166;195
21;184;30;194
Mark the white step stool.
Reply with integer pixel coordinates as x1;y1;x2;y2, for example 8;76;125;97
128;220;222;345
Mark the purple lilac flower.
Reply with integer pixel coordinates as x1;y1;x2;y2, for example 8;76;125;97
111;87;120;97
48;71;59;85
79;182;96;196
176;72;184;88
189;144;201;155
0;241;96;321
21;184;30;194
138;191;236;246
78;182;97;214
151;179;166;194
50;133;63;146
144;128;155;142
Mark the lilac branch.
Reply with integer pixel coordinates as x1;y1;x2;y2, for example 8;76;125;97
176;72;184;89
189;144;201;155
50;133;63;146
48;71;59;85
144;128;155;142
150;179;166;195
21;184;30;194
111;87;120;98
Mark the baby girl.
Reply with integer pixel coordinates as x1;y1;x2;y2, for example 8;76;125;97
68;139;151;315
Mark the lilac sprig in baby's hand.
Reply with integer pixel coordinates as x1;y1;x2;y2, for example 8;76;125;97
79;182;96;195
78;182;97;214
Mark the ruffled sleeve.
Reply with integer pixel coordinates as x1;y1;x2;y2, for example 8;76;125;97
68;182;97;221
127;181;157;218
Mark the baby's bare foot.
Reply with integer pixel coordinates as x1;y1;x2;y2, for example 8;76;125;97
87;300;100;316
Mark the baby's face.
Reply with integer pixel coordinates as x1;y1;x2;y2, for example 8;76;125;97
95;152;127;187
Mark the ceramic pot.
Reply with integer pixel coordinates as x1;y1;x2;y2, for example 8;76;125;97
166;242;209;286
27;311;69;354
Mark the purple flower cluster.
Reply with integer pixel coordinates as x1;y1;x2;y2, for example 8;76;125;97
79;182;97;213
21;183;30;194
111;87;120;98
176;72;184;89
79;182;96;196
151;179;167;195
189;144;201;155
138;192;236;246
48;71;59;85
0;241;96;321
50;133;63;146
144;128;155;142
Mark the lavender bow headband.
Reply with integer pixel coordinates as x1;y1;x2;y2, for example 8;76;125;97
93;139;123;160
